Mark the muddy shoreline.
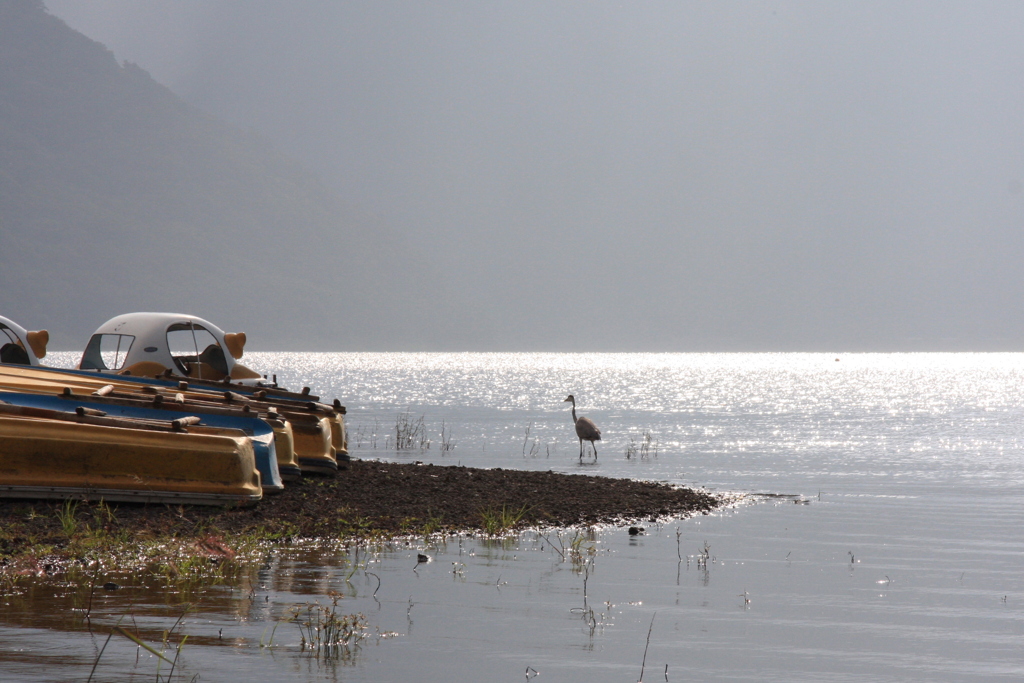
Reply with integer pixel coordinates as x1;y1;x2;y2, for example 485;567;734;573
0;460;723;562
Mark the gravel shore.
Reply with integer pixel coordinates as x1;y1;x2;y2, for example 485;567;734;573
0;460;723;559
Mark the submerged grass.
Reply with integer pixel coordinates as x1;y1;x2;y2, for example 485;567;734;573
625;429;659;459
288;592;368;660
87;606;192;683
392;410;430;450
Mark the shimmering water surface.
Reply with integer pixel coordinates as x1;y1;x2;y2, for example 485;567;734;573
4;352;1024;681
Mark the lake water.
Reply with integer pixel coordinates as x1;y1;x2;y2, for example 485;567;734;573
3;352;1024;681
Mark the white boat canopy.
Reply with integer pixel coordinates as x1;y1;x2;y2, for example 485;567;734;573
78;312;261;381
0;315;48;366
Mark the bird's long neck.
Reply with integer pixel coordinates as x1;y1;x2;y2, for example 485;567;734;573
569;402;578;424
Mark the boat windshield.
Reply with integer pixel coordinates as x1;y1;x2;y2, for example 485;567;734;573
0;323;30;365
167;323;228;379
79;334;135;370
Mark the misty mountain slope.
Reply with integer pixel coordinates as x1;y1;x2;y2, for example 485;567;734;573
0;0;465;350
40;0;1024;351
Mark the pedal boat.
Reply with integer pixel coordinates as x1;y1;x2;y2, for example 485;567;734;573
0;363;335;477
0;402;262;507
0;390;287;492
74;312;348;469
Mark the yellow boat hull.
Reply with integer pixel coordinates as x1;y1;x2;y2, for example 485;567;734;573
0;365;303;484
0;415;262;506
267;419;301;481
292;416;338;475
326;412;348;459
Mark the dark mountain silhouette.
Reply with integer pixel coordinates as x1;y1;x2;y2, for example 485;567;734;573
0;0;476;350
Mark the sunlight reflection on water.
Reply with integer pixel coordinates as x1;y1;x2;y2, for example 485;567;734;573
16;352;1024;681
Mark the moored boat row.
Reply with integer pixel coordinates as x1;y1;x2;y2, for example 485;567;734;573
0;313;350;507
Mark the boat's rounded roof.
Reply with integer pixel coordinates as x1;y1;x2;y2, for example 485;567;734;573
92;312;227;339
82;312;238;377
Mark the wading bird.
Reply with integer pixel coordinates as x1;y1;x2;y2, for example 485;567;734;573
564;394;601;459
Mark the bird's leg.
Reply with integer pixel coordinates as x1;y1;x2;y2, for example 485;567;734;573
578;439;584;460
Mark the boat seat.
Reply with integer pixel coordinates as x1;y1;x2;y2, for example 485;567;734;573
0;343;30;365
199;344;230;377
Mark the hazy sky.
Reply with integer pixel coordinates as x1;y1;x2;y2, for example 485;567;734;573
44;1;1024;350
